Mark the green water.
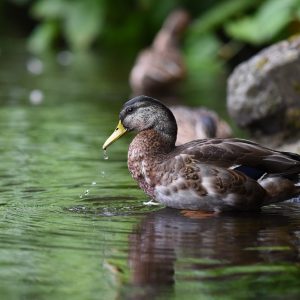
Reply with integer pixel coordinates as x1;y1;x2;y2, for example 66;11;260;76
0;41;300;300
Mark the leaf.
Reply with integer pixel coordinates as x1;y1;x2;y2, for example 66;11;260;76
190;0;263;35
183;33;226;106
185;33;222;72
225;0;300;44
63;0;105;51
31;0;67;19
27;21;59;53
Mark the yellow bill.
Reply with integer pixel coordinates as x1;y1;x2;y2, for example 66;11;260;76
102;120;127;150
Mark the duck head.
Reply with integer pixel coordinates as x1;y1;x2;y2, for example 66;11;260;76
102;95;177;150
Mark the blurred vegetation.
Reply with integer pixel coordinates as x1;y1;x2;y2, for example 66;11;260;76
2;0;300;103
2;0;300;52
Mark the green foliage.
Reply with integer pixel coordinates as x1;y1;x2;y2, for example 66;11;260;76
28;21;60;53
31;0;67;18
182;0;263;104
64;0;104;50
183;0;260;77
24;0;300;53
189;0;262;35
29;0;105;52
185;33;222;73
0;0;299;53
27;0;183;52
225;0;300;44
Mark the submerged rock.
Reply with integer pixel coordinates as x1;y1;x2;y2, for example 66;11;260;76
227;36;300;134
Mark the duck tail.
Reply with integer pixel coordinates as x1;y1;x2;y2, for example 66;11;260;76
281;151;300;162
260;176;300;205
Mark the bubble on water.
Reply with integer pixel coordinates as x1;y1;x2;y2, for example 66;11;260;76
103;149;109;160
57;51;73;66
29;89;44;105
27;57;44;75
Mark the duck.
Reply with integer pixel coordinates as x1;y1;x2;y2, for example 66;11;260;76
170;105;232;145
129;9;190;94
102;95;300;212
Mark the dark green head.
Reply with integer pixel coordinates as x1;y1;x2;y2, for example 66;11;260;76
120;95;177;137
103;95;177;150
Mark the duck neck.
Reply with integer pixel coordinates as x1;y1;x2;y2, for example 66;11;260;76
129;129;176;158
153;29;176;51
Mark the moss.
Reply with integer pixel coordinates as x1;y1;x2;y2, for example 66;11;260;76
292;81;300;93
286;107;300;129
255;56;269;70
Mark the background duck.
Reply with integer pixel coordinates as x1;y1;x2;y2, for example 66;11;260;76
129;9;190;95
170;105;232;145
103;96;300;212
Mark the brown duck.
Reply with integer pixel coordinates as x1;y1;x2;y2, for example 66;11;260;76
170;105;232;145
129;9;190;94
103;96;300;212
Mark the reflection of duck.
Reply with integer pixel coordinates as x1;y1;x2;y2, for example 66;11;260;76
129;9;190;94
170;105;232;145
125;206;300;299
102;95;300;211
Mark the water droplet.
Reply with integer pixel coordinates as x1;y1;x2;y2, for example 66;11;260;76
103;149;109;160
91;181;96;186
79;189;90;198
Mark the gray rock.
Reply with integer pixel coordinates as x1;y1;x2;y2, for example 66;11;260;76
278;139;300;154
227;36;300;134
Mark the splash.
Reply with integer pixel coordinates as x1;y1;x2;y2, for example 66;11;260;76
79;189;90;199
79;181;99;199
103;149;109;160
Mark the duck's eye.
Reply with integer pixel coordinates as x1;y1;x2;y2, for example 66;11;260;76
126;107;134;114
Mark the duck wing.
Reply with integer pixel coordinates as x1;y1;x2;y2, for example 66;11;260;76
176;138;300;179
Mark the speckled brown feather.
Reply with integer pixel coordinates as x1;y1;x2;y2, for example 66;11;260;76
130;131;252;210
127;130;299;211
177;138;300;175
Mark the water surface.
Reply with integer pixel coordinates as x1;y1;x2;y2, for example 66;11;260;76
0;41;299;300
